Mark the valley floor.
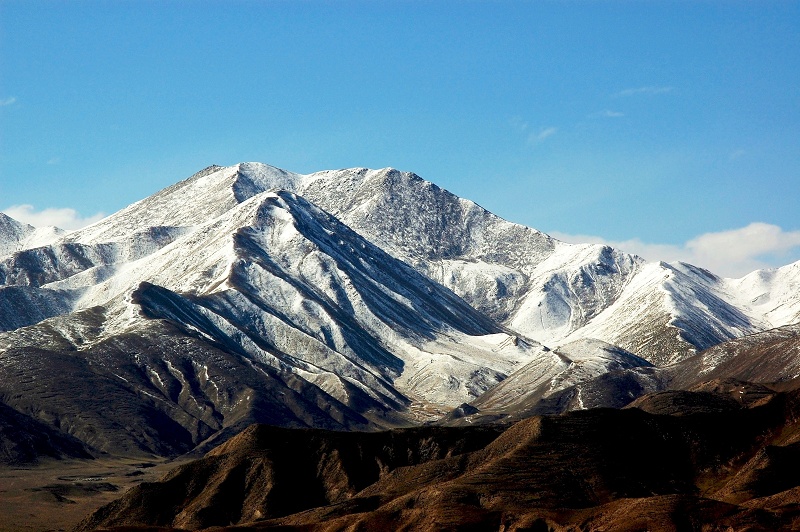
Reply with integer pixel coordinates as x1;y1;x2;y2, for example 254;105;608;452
0;457;188;532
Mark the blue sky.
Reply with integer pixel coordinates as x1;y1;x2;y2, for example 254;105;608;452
1;1;799;276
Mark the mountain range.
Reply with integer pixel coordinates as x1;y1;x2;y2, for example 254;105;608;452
1;162;799;461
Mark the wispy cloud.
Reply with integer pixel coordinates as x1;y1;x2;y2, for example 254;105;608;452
528;126;557;145
729;149;747;161
614;86;673;97
0;97;17;106
510;117;557;145
549;222;800;278
589;110;625;118
2;204;106;231
47;157;61;165
509;116;529;132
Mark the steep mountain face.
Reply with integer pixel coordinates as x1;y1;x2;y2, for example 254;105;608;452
0;285;74;332
0;213;32;258
561;261;764;365
294;167;654;350
3;163;796;361
241;163;796;364
0;169;548;454
1;162;799;457
0;308;391;457
285;165;785;363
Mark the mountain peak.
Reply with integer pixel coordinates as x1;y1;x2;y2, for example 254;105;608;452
2;160;800;459
0;213;33;258
233;162;303;200
0;212;66;258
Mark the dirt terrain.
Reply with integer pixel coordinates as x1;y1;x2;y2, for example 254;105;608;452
0;457;187;532
77;382;800;531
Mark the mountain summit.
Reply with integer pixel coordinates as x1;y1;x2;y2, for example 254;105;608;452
0;162;798;456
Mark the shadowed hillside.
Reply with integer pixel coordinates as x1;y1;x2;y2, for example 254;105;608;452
79;383;800;531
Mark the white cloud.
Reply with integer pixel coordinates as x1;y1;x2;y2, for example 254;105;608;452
509;117;557;145
549;223;800;278
0;97;17;106
614;86;673;97
528;126;557;145
47;157;61;165
589;110;625;118
729;149;746;161
509;116;529;132
2;204;106;231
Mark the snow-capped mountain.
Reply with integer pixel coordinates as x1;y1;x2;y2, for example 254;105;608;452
0;212;64;259
5;163;795;360
467;338;653;414
0;162;799;455
215;164;785;364
667;322;800;388
0;165;547;453
724;261;800;329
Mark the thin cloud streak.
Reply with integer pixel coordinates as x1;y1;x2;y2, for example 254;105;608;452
528;126;557;145
614;86;673;97
2;204;106;231
589;110;625;118
549;223;800;278
0;97;17;106
509;117;557;145
508;116;529;132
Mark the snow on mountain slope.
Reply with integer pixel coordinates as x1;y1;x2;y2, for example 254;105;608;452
2;165;294;293
283;164;791;364
18;162;789;368
63;164;300;245
0;213;64;259
296;167;640;332
0;214;75;330
5;160;800;456
667;323;800;388
3;163;798;360
0;165;301;292
469;338;653;414
64;162;300;245
724;261;800;328
22;225;66;249
561;261;763;366
286;166;651;346
0;213;31;258
504;243;643;344
8;189;544;415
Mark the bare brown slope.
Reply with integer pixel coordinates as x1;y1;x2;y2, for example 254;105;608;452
76;425;502;531
80;386;800;531
0;400;92;465
0;308;386;459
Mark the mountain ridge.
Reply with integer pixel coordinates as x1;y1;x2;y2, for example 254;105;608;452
77;383;800;531
1;162;799;459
